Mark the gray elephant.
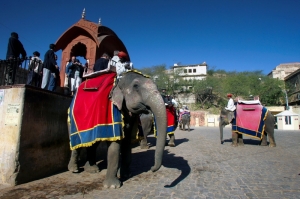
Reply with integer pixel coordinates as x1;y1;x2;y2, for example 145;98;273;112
179;114;190;131
139;112;176;149
219;108;276;147
68;71;167;188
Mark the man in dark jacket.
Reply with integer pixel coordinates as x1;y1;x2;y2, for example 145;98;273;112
93;53;109;72
41;44;58;90
5;32;27;85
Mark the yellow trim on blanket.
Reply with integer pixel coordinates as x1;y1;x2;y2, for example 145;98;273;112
70;136;123;150
67;108;70;124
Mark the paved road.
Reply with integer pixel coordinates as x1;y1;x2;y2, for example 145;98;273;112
0;126;299;199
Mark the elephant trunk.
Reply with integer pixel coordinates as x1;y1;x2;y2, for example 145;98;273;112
219;117;224;143
145;92;167;172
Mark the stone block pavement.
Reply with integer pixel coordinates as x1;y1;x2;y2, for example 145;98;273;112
0;126;299;199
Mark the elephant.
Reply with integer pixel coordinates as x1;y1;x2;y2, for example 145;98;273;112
139;111;176;149
179;114;190;131
219;108;276;147
67;71;167;188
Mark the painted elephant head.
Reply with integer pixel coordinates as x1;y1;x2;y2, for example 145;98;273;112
111;71;167;171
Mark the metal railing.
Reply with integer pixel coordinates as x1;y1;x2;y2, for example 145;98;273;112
0;57;32;86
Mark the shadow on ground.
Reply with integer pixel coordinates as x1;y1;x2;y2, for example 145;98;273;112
128;138;191;188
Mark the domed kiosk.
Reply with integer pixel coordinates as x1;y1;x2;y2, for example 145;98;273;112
55;10;130;87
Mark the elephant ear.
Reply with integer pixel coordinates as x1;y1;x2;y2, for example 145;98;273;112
111;85;124;110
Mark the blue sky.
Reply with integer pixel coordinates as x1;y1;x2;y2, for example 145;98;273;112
0;0;299;74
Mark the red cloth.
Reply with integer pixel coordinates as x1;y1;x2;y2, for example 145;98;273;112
236;103;263;132
166;106;176;134
72;72;117;131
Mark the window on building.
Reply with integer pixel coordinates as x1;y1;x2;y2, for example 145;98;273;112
193;69;196;73
184;69;187;73
285;116;291;125
188;69;192;73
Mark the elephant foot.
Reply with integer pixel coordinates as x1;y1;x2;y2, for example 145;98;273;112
238;143;244;146
103;177;121;189
231;143;238;147
269;143;276;147
260;143;268;146
168;142;175;147
84;164;100;173
68;162;80;173
140;144;150;149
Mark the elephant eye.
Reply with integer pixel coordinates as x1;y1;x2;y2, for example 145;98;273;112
133;84;139;89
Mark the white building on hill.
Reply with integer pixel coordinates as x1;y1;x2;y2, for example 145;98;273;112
173;62;207;81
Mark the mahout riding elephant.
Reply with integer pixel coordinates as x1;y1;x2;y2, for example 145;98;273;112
139;112;175;149
68;71;167;188
219;106;276;147
179;114;190;131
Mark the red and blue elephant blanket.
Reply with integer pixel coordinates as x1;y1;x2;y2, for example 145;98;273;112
68;72;123;150
232;102;268;140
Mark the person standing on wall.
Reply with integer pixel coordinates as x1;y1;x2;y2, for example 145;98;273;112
47;54;59;91
5;32;27;85
41;44;58;90
27;51;43;87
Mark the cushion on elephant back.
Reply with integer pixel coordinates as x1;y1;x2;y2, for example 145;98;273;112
232;103;268;140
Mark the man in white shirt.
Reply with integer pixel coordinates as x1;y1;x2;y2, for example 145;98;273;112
225;93;236;111
109;51;133;78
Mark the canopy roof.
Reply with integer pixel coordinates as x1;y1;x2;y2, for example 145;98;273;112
275;110;299;117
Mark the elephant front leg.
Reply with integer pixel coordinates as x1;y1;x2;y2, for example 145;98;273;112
68;148;81;173
231;132;238;147
140;137;150;149
168;133;175;147
104;141;121;188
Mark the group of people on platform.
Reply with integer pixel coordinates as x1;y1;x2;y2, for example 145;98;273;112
5;32;133;96
5;32;60;91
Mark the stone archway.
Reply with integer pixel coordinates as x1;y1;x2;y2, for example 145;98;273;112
70;42;87;59
55;16;129;87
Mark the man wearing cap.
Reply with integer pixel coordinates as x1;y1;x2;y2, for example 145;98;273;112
27;51;43;87
225;93;236;112
109;51;133;78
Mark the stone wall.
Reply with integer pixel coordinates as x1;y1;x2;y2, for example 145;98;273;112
0;85;72;186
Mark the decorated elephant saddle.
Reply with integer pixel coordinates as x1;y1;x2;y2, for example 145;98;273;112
68;72;123;150
232;100;268;140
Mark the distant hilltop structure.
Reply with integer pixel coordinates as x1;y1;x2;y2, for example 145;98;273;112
268;62;300;80
172;62;207;81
